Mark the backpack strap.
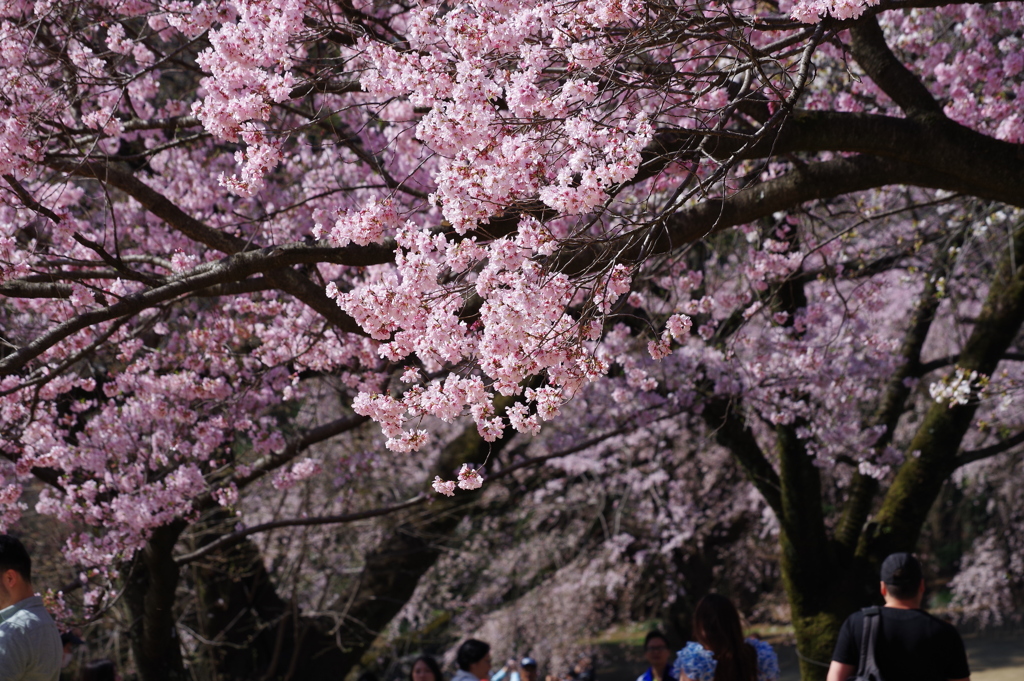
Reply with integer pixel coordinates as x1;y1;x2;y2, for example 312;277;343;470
857;606;884;681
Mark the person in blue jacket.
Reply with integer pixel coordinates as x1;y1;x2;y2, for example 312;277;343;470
637;630;676;681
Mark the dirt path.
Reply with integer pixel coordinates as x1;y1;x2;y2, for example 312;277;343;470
963;630;1024;680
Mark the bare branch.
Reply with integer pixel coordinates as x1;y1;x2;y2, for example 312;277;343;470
488;424;638;481
174;494;428;565
0;245;371;376
836;230;963;551
3;174;62;223
121;115;201;132
702;396;784;517
958;429;1024;467
46;157;250;255
0;281;73;298
206;414;371;505
180;417;657;565
553;155;966;277
289;78;362;99
917;352;1024;376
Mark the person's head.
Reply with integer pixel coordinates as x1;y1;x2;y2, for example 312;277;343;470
457;639;491;679
571;657;593;681
412;656;444;681
880;552;925;605
692;594;757;681
0;534;33;608
520;657;538;681
643;630;670;672
61;632;85;668
81;658;116;681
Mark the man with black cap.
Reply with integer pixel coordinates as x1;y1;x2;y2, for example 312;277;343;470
826;552;971;681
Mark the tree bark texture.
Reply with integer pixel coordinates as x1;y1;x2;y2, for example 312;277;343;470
125;522;189;681
330;413;513;677
183;509;346;681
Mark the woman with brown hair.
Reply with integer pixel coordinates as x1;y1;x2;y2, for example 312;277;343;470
672;594;779;681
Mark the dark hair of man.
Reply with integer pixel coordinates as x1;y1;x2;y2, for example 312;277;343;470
0;535;31;583
644;630;668;649
81;659;116;681
411;655;444;681
880;553;923;600
692;594;757;681
885;580;920;601
457;639;490;671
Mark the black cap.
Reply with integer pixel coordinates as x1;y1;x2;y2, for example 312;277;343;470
880;552;922;586
521;658;537;668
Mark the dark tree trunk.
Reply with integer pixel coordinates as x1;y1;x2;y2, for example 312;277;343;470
188;521;347;681
699;224;1024;679
784;224;1024;679
125;522;189;681
331;417;511;677
119;398;511;681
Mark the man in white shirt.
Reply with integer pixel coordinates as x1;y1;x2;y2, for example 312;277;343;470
0;535;61;681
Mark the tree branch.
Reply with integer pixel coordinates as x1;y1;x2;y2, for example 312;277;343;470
71;232;162;286
917;352;1024;376
0;281;73;298
701;396;784;518
288;78;362;99
554;155;967;277
489;423;642;481
957;429;1024;467
195;414;372;513
0;245;369;377
3;174;62;223
848;15;943;119
121;115;201;132
179;413;670;565
262;268;364;334
836;230;963;551
174;494;429;565
645;111;1023;209
46;157;250;255
864;223;1024;558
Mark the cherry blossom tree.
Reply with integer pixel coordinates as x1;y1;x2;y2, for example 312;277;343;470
2;0;1024;678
